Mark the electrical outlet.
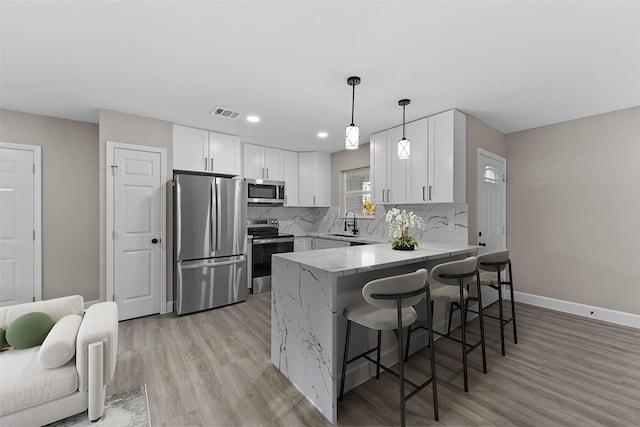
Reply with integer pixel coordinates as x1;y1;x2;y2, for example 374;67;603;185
448;208;455;232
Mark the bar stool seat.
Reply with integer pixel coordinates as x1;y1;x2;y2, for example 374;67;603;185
344;303;417;330
339;268;438;426
430;286;468;302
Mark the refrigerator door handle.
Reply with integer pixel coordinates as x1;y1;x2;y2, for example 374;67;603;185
179;255;246;270
209;181;214;254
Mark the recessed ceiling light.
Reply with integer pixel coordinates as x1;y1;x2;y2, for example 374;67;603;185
247;115;260;123
317;132;328;138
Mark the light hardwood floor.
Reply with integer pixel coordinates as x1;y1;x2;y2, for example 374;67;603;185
109;292;640;426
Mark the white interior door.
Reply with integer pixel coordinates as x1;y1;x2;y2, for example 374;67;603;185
0;144;41;306
477;149;506;253
109;144;165;320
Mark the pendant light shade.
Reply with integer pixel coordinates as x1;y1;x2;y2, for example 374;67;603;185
345;76;361;150
397;99;411;159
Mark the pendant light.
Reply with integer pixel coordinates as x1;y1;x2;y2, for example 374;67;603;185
397;99;411;159
345;76;361;150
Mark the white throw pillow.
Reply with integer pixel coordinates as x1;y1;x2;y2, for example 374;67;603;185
38;314;82;369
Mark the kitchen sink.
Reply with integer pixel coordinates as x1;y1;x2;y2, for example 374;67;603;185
329;233;361;238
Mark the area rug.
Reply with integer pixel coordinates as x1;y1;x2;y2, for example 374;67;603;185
47;385;150;427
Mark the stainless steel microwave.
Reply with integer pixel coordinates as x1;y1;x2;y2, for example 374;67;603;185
246;179;285;205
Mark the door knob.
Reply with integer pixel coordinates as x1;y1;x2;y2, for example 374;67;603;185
151;238;160;244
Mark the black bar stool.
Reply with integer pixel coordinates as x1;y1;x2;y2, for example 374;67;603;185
405;257;487;392
448;249;517;356
339;268;438;426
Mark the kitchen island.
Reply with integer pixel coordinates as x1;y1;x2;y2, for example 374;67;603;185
271;242;477;423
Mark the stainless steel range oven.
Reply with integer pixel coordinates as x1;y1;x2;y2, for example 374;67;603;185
247;218;294;294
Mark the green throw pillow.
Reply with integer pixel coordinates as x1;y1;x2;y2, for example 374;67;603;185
6;312;55;349
0;327;6;350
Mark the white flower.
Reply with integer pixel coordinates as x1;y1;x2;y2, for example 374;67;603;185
384;208;425;240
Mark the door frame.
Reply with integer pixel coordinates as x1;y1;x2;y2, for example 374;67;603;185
477;148;507;250
106;141;167;314
0;142;42;302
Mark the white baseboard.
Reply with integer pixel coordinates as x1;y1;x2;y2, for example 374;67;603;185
166;300;173;314
513;291;640;329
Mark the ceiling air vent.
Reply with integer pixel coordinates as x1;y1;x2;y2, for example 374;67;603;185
211;107;241;119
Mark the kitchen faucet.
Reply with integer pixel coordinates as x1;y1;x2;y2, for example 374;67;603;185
344;210;359;235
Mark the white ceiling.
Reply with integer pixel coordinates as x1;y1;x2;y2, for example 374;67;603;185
2;1;639;153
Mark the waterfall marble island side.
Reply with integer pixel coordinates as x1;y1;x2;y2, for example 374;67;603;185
270;243;477;423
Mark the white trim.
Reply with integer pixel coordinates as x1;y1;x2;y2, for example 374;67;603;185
166;300;173;314
106;141;167;317
513;291;640;329
477;148;506;250
0;142;42;302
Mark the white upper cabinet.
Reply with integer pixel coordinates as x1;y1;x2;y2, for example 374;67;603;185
243;143;284;180
173;125;241;176
298;152;330;207
427;110;466;203
370;125;410;204
283;150;299;206
370;130;388;205
209;131;242;176
406;118;429;203
173;125;208;172
369;109;466;204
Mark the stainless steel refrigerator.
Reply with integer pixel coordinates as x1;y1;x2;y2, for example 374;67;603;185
173;172;247;315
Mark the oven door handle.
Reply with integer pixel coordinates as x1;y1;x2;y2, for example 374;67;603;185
253;237;295;245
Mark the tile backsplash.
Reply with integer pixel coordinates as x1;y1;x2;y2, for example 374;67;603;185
248;203;468;245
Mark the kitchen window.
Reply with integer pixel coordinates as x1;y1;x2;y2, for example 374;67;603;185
342;167;375;217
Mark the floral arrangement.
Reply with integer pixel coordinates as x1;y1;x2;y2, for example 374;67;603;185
362;198;376;216
385;208;425;249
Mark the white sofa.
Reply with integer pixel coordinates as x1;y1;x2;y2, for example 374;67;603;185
0;295;118;426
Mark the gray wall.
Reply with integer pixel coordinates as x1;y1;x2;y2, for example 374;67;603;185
506;106;640;315
0;109;100;300
465;115;507;245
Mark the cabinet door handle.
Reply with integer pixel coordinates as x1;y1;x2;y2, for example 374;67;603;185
382;189;386;203
428;185;432;201
387;189;390;201
210;158;214;171
422;186;426;201
285;195;287;205
204;157;208;171
313;195;316;205
266;168;269;179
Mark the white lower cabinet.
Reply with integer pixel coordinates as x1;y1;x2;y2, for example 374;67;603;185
313;238;350;250
298;152;330;207
294;237;313;252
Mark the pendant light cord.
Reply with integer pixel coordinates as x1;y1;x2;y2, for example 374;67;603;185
351;83;356;126
402;105;406;139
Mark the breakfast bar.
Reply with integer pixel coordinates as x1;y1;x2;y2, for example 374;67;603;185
270;242;477;423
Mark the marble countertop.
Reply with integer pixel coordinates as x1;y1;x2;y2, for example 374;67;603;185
274;242;478;277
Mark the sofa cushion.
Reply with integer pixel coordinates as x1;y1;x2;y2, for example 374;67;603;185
6;312;55;349
0;295;84;330
0;346;78;416
38;314;82;369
